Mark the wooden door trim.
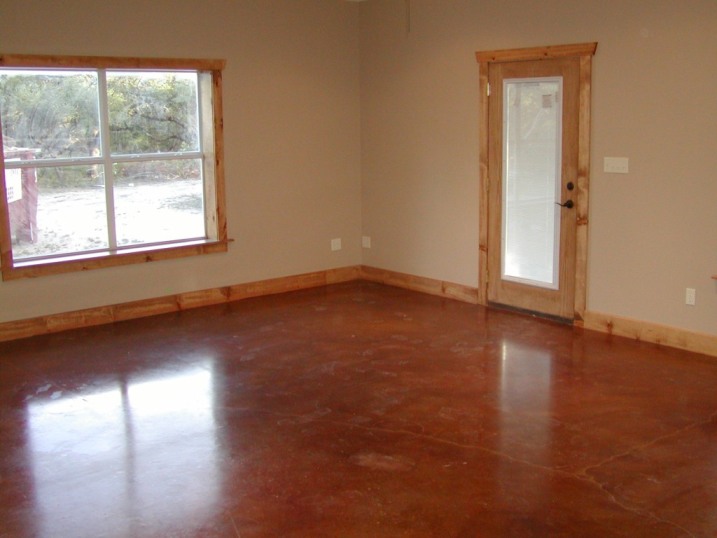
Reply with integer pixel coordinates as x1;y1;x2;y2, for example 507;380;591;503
476;43;597;321
476;43;597;63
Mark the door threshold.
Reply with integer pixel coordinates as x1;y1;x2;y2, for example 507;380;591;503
487;301;574;325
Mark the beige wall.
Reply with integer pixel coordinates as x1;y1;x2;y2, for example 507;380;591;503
1;0;715;339
360;0;717;336
0;0;363;322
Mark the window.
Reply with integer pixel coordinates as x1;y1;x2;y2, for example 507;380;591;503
0;55;227;280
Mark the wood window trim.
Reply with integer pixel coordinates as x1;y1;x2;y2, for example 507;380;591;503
475;43;597;320
0;54;225;72
0;54;228;281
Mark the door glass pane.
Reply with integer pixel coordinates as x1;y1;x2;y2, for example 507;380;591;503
502;77;562;289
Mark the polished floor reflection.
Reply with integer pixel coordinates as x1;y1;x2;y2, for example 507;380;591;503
1;282;717;537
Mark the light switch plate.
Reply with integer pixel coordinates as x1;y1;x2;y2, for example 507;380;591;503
604;157;629;174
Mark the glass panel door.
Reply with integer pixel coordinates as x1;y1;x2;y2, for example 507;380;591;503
482;49;592;321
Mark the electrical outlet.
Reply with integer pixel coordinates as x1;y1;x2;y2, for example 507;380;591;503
331;238;342;251
685;288;696;306
362;236;371;248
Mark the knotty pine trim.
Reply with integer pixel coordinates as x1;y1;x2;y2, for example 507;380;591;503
0;266;475;342
0;266;361;342
574;52;594;321
0;54;226;71
1;264;715;359
477;60;490;307
359;266;479;304
361;269;717;359
0;129;12;277
580;311;717;358
475;42;597;64
3;240;230;281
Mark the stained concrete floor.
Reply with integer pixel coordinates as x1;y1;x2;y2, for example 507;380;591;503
1;281;716;537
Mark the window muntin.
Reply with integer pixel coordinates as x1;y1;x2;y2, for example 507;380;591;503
0;56;226;279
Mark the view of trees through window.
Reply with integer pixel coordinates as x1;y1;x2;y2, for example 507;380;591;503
1;68;207;261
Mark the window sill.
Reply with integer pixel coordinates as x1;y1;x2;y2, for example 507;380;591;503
1;239;229;281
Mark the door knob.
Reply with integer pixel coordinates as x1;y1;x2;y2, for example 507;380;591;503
556;200;574;209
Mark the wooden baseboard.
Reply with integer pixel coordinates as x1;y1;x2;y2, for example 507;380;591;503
360;266;717;358
581;310;717;357
359;265;479;304
2;264;715;359
0;266;361;342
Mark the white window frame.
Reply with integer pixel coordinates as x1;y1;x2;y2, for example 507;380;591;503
0;54;227;281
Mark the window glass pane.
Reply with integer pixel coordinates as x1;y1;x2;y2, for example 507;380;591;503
0;70;100;160
11;165;109;260
107;72;200;155
113;159;204;246
502;78;562;289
